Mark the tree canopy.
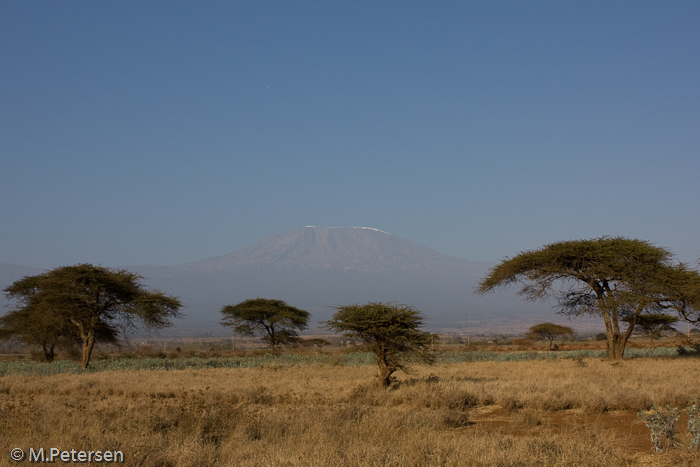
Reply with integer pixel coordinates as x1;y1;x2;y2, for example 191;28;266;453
477;237;700;360
524;322;574;350
2;264;182;368
325;302;433;387
220;298;309;351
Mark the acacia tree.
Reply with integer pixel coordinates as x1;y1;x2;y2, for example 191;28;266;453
3;264;182;369
525;322;574;350
220;298;309;351
477;237;700;360
325;302;433;387
623;314;678;348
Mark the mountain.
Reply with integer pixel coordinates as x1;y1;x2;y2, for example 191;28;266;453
183;226;472;272
1;227;553;334
129;227;550;332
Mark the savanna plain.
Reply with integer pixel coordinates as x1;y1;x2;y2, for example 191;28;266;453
2;346;700;467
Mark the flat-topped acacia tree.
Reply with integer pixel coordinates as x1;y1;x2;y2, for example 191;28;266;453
3;264;182;369
220;298;309;351
477;237;700;360
525;322;574;350
623;313;679;349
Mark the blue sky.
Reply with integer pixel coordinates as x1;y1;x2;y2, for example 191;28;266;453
2;1;699;268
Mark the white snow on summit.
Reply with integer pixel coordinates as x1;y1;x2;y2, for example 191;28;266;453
351;226;391;235
303;225;391;235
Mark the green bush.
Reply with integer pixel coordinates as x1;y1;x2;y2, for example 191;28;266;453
638;405;679;452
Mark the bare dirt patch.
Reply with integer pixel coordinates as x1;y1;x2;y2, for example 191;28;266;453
463;404;699;454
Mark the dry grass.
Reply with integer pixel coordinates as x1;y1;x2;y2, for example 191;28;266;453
2;357;700;466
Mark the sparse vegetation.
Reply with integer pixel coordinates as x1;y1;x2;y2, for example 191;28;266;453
3;356;700;466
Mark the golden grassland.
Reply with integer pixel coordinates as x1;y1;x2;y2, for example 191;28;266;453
2;355;700;466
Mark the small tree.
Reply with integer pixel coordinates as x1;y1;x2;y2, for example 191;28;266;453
525;322;574;350
325;302;433;387
623;314;678;348
3;264;182;369
220;298;309;351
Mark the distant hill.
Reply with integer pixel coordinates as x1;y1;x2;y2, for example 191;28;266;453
1;227;555;334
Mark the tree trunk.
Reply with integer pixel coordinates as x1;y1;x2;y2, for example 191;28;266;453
607;336;625;360
375;343;395;387
605;304;642;360
606;331;630;360
602;304;639;360
266;325;277;352
81;330;96;370
42;343;55;363
377;359;393;388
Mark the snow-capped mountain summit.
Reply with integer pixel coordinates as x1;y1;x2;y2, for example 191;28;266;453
123;226;525;326
181;226;473;272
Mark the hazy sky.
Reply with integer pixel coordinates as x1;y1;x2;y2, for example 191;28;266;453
2;1;699;268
